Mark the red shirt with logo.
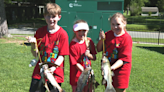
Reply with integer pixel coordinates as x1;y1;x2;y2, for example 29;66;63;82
105;30;132;89
32;26;69;83
69;38;97;86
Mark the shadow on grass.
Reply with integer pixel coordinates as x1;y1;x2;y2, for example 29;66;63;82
21;42;31;46
136;46;164;54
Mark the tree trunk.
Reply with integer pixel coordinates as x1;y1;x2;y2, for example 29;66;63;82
0;0;10;38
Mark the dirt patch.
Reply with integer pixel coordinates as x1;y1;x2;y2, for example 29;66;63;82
5;40;25;44
0;37;27;45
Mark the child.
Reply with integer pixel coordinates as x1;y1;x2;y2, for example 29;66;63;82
26;3;69;92
97;13;132;92
69;20;97;92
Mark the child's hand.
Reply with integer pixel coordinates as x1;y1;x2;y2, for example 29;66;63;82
99;31;105;40
49;66;56;74
85;49;90;57
44;66;56;75
26;36;36;43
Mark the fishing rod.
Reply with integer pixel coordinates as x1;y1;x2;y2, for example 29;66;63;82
26;36;64;92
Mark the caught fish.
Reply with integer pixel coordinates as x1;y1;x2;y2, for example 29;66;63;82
40;64;65;92
76;67;92;92
101;55;116;92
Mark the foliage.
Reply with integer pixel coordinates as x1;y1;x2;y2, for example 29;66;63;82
130;3;141;16
157;0;164;12
148;12;152;16
129;0;149;16
4;0;55;5
125;0;164;16
27;0;55;5
124;15;164;31
124;0;131;10
144;0;158;7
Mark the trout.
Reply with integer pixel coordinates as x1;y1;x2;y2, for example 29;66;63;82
76;67;92;92
101;56;116;92
41;64;65;92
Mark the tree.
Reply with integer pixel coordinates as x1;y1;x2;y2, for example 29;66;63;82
157;0;164;12
124;0;131;15
4;0;55;5
0;0;10;38
145;0;157;7
129;0;149;16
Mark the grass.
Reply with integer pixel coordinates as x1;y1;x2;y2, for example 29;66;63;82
126;24;163;32
128;44;164;92
123;13;164;31
0;37;164;92
132;38;164;44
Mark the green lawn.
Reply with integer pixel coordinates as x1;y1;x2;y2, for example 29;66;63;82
123;13;164;31
0;38;164;92
132;38;164;44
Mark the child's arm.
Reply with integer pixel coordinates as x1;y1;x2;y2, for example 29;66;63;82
96;40;103;52
85;50;96;60
111;59;123;70
54;55;64;66
26;36;38;57
48;55;64;73
76;63;84;72
97;31;105;52
31;43;38;57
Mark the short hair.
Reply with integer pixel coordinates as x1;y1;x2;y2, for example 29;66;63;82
44;3;61;16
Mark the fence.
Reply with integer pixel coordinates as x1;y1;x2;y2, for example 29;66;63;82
127;30;164;45
126;16;164;45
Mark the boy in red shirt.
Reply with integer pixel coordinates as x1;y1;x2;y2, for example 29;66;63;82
26;3;69;92
97;13;132;92
69;20;97;92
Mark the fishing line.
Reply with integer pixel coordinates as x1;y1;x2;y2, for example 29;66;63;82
20;42;27;53
34;38;43;63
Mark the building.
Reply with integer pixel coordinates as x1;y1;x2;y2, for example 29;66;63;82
141;7;159;16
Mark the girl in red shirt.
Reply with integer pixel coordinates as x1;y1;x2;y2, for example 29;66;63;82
69;20;97;92
97;13;132;92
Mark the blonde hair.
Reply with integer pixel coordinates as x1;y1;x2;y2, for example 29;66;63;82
44;3;61;16
109;12;127;29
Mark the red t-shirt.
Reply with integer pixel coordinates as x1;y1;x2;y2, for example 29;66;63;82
32;26;69;83
69;38;97;86
105;30;132;89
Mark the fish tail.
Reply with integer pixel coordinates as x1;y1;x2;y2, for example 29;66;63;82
105;87;116;92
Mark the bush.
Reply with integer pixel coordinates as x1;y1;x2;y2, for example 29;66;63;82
148;12;152;16
130;3;141;16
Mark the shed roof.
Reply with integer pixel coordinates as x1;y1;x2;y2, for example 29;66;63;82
141;7;159;12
